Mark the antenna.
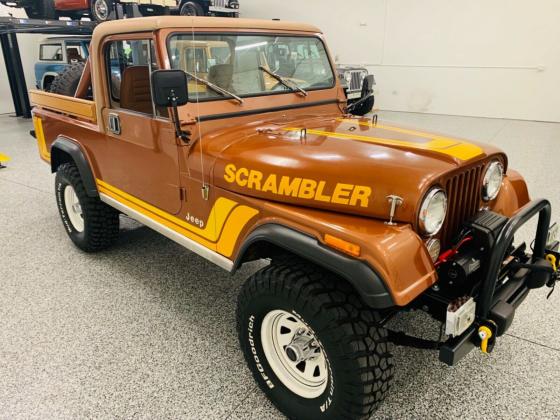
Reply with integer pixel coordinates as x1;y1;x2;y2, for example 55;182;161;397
191;17;208;199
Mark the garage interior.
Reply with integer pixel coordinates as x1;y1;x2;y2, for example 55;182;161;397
1;1;559;419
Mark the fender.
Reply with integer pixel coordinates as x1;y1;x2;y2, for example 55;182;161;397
234;224;395;309
50;137;98;197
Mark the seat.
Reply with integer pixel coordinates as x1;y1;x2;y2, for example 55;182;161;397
232;50;263;93
67;48;83;63
207;64;234;91
119;65;153;114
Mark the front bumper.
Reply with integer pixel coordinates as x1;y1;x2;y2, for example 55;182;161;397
439;198;553;365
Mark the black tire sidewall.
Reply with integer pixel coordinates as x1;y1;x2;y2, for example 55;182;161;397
180;1;203;16
55;169;88;247
239;295;346;419
90;0;115;22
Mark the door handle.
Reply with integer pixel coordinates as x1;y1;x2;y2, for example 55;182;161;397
108;113;121;135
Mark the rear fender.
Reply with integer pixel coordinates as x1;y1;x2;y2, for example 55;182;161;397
50;137;98;197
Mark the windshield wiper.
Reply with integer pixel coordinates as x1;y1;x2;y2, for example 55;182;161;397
258;66;308;97
184;71;243;104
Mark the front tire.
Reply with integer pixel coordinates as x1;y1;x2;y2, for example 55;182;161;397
237;257;394;419
55;163;119;252
179;1;204;16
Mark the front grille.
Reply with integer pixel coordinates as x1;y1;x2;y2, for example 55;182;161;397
441;164;485;247
349;71;362;91
213;0;228;7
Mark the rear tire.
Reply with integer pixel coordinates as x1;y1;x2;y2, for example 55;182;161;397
237;257;394;419
26;0;57;20
55;163;119;252
179;1;204;16
49;62;86;97
90;0;115;22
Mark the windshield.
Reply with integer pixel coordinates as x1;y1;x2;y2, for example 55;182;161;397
168;34;335;101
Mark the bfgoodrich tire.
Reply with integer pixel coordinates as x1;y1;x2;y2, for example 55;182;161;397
237;257;394;419
55;163;119;252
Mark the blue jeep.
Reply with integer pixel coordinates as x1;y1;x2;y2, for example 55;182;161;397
35;37;91;91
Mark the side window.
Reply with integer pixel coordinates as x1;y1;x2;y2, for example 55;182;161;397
40;44;63;61
106;39;158;115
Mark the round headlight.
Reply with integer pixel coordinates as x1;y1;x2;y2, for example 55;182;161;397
482;161;504;201
419;187;447;235
360;70;367;81
425;238;441;262
345;72;352;83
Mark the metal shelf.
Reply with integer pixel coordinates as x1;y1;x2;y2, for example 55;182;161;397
0;16;96;118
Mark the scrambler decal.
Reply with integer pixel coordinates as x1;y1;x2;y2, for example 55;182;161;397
224;164;372;208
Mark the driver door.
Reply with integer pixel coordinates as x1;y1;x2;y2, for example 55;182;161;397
100;35;182;215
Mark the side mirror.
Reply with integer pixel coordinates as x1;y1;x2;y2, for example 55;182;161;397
151;69;189;142
151;69;188;107
361;74;375;95
347;74;375;116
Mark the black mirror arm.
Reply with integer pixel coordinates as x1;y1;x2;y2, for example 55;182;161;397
169;90;190;143
345;92;374;113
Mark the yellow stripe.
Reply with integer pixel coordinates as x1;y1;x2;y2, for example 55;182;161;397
33;116;50;162
217;205;260;257
96;179;259;257
97;179;235;242
286;120;483;161
99;184;216;250
0;153;10;162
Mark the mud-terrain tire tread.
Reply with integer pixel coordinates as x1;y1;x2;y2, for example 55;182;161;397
49;62;86;97
237;256;394;419
55;163;119;252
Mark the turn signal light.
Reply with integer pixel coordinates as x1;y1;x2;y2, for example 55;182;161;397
324;234;361;257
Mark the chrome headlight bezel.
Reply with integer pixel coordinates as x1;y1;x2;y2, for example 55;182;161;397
482;160;504;201
419;187;448;236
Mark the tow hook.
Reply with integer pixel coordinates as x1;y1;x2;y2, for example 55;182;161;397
477;320;497;354
545;253;559;298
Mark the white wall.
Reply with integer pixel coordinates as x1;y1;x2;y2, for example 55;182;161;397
241;0;560;122
0;5;43;114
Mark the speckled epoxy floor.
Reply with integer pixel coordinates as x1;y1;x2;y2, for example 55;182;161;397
0;111;559;419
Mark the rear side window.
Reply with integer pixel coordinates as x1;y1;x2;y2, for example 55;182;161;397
40;44;63;61
105;38;159;115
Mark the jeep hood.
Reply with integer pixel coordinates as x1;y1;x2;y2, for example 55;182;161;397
209;115;505;223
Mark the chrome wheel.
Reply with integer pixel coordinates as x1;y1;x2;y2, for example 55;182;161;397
64;184;84;232
261;309;328;399
93;0;109;20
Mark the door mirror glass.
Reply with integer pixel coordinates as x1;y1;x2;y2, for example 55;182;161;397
361;74;375;96
151;69;188;107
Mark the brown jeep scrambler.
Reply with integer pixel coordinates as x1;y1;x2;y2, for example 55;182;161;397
29;17;559;419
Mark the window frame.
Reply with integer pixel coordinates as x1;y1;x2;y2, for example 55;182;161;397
166;31;337;104
39;43;63;62
103;36;159;116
